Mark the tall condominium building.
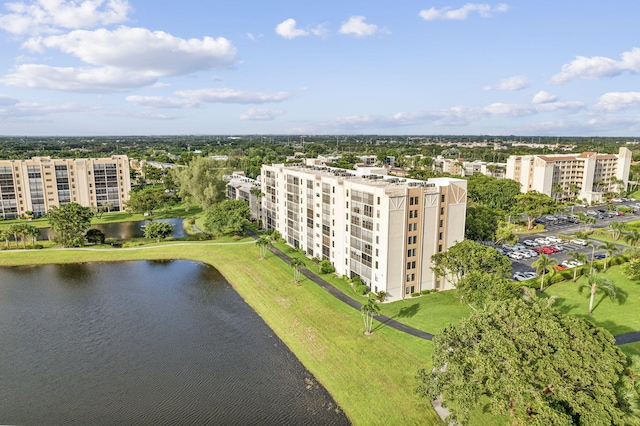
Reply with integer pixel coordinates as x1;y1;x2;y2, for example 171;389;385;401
0;155;131;219
261;164;467;302
506;147;632;203
225;172;262;221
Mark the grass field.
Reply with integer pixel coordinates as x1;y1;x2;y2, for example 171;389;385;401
0;242;440;426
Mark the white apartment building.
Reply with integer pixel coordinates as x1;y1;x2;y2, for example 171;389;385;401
506;147;632;203
225;172;262;221
261;164;467;302
0;155;131;219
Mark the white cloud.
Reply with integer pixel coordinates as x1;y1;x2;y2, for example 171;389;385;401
0;99;86;121
240;108;285;120
532;90;557;104
551;47;640;83
275;18;309;39
0;0;131;35
24;27;237;75
419;3;508;21
127;88;293;109
1;64;157;92
595;92;640;112
484;75;529;91
339;16;381;37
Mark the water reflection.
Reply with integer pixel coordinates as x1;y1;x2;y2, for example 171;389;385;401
0;261;349;425
37;217;186;241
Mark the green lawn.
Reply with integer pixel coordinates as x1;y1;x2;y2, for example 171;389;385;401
0;242;440;426
543;267;640;336
620;342;640;358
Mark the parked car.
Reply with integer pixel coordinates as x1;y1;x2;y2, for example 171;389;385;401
534;237;548;245
546;236;562;243
612;198;623;203
532;247;544;254
575;203;587;208
555;265;567;270
509;252;524;260
595;254;606;259
521;272;537;279
550;245;564;251
570;239;588;246
523;239;537;247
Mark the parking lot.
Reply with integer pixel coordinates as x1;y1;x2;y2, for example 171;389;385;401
504;199;638;280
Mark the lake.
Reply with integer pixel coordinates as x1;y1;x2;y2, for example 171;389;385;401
0;260;349;425
37;217;188;241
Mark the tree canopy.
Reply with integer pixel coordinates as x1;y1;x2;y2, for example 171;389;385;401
203;200;251;237
465;204;501;241
513;191;557;230
125;186;177;216
431;240;512;283
47;203;94;247
466;174;521;211
417;299;638;425
171;157;227;209
455;271;522;310
143;221;174;242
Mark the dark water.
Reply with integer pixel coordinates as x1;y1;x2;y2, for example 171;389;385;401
0;261;349;425
38;217;187;240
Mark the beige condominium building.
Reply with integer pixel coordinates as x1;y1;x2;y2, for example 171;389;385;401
0;155;131;219
261;164;467;302
506;147;632;203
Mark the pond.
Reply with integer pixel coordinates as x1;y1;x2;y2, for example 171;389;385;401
0;260;349;425
37;217;187;241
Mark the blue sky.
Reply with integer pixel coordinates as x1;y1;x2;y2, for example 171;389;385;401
1;1;640;136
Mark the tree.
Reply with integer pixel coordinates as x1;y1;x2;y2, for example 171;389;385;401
466;174;521;211
464;204;500;241
24;224;39;248
361;294;381;335
493;221;518;246
578;268;618;314
0;229;11;249
47;203;94;247
85;229;106;245
624;228;640;247
531;253;558;291
455;271;521;311
143;221;174;242
172;157;227;209
431;240;512;284
125;187;176;216
8;223;20;249
598;241;620;271
566;250;588;282
289;257;305;283
609;221;628;241
203;200;251;237
513;191;557;230
255;236;271;260
417;299;636;425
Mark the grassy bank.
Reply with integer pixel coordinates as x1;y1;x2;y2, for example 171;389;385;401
0;243;439;425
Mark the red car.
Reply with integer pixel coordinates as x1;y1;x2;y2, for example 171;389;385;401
533;247;544;254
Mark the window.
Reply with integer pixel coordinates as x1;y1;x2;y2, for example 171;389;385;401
440;207;445;215
406;287;410;295
441;194;445;203
409;197;414;206
409;210;413;218
413;236;417;244
407;262;411;270
439;220;443;227
439;232;443;240
375;261;378;269
406;274;411;282
377;197;380;205
438;244;443;252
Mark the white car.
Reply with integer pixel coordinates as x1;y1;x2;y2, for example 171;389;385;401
570;239;588;246
546;236;562;243
509;252;524;260
523;239;537;247
534;237;548;245
522;272;537;280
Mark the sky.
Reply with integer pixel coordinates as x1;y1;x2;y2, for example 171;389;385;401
1;1;640;137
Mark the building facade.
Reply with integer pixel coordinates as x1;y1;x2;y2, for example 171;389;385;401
506;148;632;203
261;164;467;302
225;172;262;221
0;155;131;219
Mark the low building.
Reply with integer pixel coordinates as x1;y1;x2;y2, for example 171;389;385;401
0;155;131;219
224;172;262;221
261;164;467;302
506;147;632;203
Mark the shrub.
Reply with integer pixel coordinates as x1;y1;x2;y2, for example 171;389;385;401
319;260;335;274
33;244;43;250
375;291;386;302
355;284;368;295
411;292;421;297
420;289;430;295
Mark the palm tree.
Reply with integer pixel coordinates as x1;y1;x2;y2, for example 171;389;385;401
566;251;588;282
361;294;381;335
578;268;617;314
289;257;305;283
608;221;627;240
24;224;39;248
255;236;271;260
0;230;11;249
625;246;640;261
532;253;558;291
624;228;640;246
8;223;20;249
597;241;620;271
